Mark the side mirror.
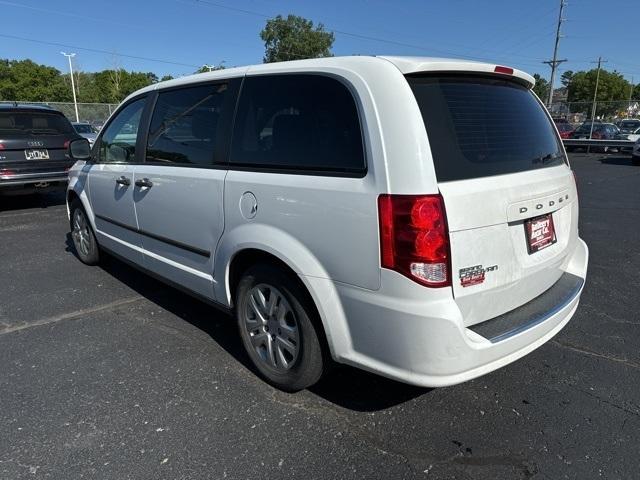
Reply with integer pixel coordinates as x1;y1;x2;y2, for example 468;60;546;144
68;138;92;161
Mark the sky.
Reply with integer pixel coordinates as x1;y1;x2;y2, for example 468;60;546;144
1;0;638;85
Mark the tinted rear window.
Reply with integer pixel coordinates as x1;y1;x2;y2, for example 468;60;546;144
407;76;564;182
147;83;228;166
0;111;74;136
230;74;365;174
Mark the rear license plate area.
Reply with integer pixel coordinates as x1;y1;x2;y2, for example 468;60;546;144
525;214;556;254
24;149;49;160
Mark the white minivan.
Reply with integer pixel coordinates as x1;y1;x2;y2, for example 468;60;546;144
66;56;588;391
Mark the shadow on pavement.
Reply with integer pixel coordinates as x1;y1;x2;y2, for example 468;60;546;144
599;156;636;166
0;189;66;212
67;242;429;411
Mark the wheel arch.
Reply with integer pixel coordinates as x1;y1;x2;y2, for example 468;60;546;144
215;224;353;360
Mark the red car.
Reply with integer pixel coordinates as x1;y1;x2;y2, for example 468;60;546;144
555;122;574;139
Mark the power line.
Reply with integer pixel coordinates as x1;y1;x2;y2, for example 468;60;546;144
543;0;567;106
0;33;200;69
184;0;551;66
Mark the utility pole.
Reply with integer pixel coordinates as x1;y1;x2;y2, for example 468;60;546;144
543;0;567;107
589;56;607;140
60;52;79;123
629;76;634;118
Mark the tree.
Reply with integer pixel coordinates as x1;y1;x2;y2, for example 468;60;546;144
532;74;550;101
560;70;574;88
260;14;334;63
160;75;174;82
567;68;632;116
195;62;226;74
0;59;69;102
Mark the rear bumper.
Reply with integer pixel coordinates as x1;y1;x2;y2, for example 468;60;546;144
0;171;69;187
332;238;588;387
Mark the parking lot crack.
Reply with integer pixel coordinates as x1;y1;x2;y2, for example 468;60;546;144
0;296;144;336
550;340;640;371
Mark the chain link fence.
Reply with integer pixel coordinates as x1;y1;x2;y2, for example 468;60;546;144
549;100;640;124
0;101;119;125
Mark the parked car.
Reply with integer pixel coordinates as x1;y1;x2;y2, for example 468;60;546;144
614;125;640;152
0;104;81;195
555;122;574;139
72;122;98;146
569;122;618;152
66;56;588;391
618;119;640;134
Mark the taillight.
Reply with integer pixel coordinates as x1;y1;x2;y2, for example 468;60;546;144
63;140;70;149
378;194;450;287
0;169;16;178
0;143;4;150
494;65;514;75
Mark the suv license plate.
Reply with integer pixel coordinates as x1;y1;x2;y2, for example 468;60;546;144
25;149;49;160
525;214;556;254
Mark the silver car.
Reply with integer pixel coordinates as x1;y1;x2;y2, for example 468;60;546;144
66;56;588;391
71;122;98;146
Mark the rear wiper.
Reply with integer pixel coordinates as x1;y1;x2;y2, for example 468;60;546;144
532;153;563;165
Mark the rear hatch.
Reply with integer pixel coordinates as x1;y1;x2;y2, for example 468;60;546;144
407;74;578;326
0;110;77;176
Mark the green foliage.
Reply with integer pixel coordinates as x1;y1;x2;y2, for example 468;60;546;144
0;59;69;102
567;68;632;115
260;14;334;63
560;70;574;87
0;58;159;104
532;74;550;101
195;62;226;74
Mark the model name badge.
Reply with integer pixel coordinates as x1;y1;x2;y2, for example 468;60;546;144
519;194;569;215
27;141;44;147
459;264;498;288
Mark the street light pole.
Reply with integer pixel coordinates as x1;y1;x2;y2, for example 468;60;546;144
61;52;79;122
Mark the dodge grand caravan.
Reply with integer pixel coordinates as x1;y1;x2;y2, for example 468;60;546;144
66;56;588;391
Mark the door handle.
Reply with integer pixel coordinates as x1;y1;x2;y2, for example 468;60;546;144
115;176;131;186
135;178;153;188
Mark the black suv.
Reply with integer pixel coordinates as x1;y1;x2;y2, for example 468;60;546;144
0;104;81;195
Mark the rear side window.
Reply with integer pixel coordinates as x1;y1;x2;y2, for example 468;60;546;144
0;111;74;136
407;76;564;182
146;84;228;167
230;74;365;174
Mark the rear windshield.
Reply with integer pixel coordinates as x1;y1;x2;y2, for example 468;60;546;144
73;124;94;134
620;120;640;129
407;76;564;182
575;123;599;133
0;111;75;136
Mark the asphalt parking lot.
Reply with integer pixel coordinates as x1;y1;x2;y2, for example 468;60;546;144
0;152;639;480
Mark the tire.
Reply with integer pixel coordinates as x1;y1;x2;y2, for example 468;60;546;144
69;198;100;265
633;155;640;166
235;263;325;391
